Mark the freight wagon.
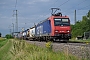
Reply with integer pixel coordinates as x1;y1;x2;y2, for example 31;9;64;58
25;27;35;40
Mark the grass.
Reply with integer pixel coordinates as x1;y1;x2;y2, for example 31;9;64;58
0;38;86;60
0;39;8;48
0;37;5;40
0;39;12;60
9;39;78;60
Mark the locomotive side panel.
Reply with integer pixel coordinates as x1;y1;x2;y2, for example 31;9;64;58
43;20;51;36
35;20;51;37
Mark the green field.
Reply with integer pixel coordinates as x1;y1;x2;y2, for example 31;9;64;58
0;38;7;47
0;38;84;60
0;38;12;60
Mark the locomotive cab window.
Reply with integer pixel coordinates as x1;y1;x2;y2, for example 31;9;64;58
54;18;70;26
62;19;70;26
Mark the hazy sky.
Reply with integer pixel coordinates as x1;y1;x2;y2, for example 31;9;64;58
0;0;90;36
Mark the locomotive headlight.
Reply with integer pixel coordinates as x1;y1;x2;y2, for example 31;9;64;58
67;30;70;32
55;30;59;33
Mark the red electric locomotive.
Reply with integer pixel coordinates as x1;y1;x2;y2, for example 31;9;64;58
48;13;71;41
35;8;71;42
49;8;71;41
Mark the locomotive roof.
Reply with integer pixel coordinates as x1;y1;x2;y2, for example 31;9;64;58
30;26;35;29
36;15;69;26
36;18;49;25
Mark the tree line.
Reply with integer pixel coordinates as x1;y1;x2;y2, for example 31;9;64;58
71;10;90;38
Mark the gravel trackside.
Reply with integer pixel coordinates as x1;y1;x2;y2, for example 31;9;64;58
26;40;90;59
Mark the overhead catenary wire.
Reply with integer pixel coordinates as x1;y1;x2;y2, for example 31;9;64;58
66;3;90;15
37;0;71;21
55;0;88;24
62;0;87;15
73;0;87;8
78;4;90;10
36;0;59;21
51;0;59;6
15;0;17;9
35;0;89;25
58;0;71;7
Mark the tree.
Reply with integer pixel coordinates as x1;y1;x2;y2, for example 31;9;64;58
87;10;90;20
71;10;90;38
5;34;13;39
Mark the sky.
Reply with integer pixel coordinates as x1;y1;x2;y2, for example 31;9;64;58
0;0;90;37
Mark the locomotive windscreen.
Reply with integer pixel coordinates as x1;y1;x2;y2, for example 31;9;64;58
54;18;70;26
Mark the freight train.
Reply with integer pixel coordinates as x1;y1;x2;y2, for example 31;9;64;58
21;8;71;42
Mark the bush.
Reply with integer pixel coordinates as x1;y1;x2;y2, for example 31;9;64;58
45;41;53;51
5;34;13;39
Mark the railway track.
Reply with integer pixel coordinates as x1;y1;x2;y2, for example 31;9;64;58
27;39;90;46
54;41;90;47
26;39;90;48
